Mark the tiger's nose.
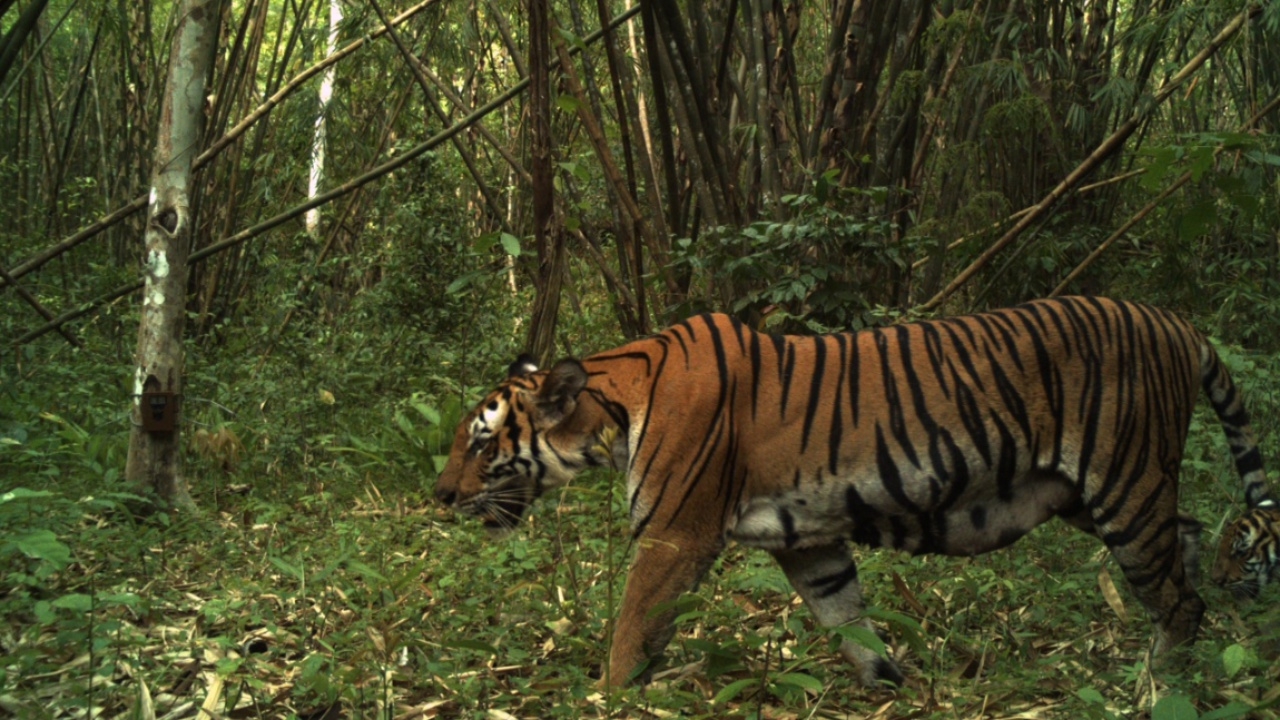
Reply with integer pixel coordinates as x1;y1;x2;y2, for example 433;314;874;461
434;486;457;506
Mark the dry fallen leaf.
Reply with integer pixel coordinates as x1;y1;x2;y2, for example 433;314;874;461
1097;566;1127;623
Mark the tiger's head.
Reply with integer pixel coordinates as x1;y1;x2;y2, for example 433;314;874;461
1211;501;1280;599
433;355;617;532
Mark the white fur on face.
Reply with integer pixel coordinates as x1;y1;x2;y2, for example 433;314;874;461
469;399;508;451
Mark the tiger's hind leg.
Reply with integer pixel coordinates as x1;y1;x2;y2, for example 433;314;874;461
770;543;904;687
1060;504;1204;590
1089;477;1205;657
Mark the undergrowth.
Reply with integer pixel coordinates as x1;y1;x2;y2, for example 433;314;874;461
2;338;1280;719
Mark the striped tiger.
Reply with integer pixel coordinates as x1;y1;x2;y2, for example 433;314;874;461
1212;500;1280;598
434;296;1274;688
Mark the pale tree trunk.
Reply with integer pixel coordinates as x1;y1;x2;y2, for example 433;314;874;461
126;0;222;508
305;0;342;236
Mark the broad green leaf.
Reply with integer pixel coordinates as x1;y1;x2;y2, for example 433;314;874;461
33;600;55;624
1245;150;1280;167
1222;643;1246;679
673;609;709;625
1141;147;1176;191
215;657;244;676
1151;695;1198;720
861;607;924;633
1187;145;1215;181
712;677;759;705
1077;687;1106;705
555;95;582;113
1200;703;1253;720
499;233;521;258
13;529;71;569
1;487;56;504
774;672;824;693
52;593;94;612
862;606;927;653
394;412;418;440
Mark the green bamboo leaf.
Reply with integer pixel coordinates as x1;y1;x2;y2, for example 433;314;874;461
712;677;759;705
442;638;499;655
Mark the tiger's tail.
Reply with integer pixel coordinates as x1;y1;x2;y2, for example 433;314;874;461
1200;341;1275;509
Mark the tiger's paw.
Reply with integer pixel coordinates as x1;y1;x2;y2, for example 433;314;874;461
859;655;905;689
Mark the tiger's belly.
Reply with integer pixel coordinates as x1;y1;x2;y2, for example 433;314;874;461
727;470;1081;556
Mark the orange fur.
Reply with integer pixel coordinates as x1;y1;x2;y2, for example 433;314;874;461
436;297;1273;687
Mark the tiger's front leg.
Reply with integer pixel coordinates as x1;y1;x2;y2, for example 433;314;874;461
771;543;905;688
602;532;721;688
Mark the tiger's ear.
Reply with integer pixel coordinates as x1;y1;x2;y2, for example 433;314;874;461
508;354;539;378
533;358;587;428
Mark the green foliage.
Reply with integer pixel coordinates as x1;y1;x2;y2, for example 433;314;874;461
673;179;904;331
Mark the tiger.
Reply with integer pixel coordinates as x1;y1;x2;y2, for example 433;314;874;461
1212;500;1280;598
434;296;1275;688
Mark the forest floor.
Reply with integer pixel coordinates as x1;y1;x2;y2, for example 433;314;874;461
3;451;1279;720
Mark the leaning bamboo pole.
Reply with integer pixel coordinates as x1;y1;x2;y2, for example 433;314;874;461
1049;93;1280;297
0;0;444;291
13;5;643;347
919;3;1261;312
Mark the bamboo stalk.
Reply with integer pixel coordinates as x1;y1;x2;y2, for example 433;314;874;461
0;262;81;347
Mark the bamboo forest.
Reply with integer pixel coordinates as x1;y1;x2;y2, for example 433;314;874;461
2;0;1280;717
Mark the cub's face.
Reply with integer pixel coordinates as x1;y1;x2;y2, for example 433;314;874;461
1211;504;1280;598
433;357;589;531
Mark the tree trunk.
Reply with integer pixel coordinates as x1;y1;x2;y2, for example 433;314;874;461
305;0;340;236
525;0;562;366
125;0;222;508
